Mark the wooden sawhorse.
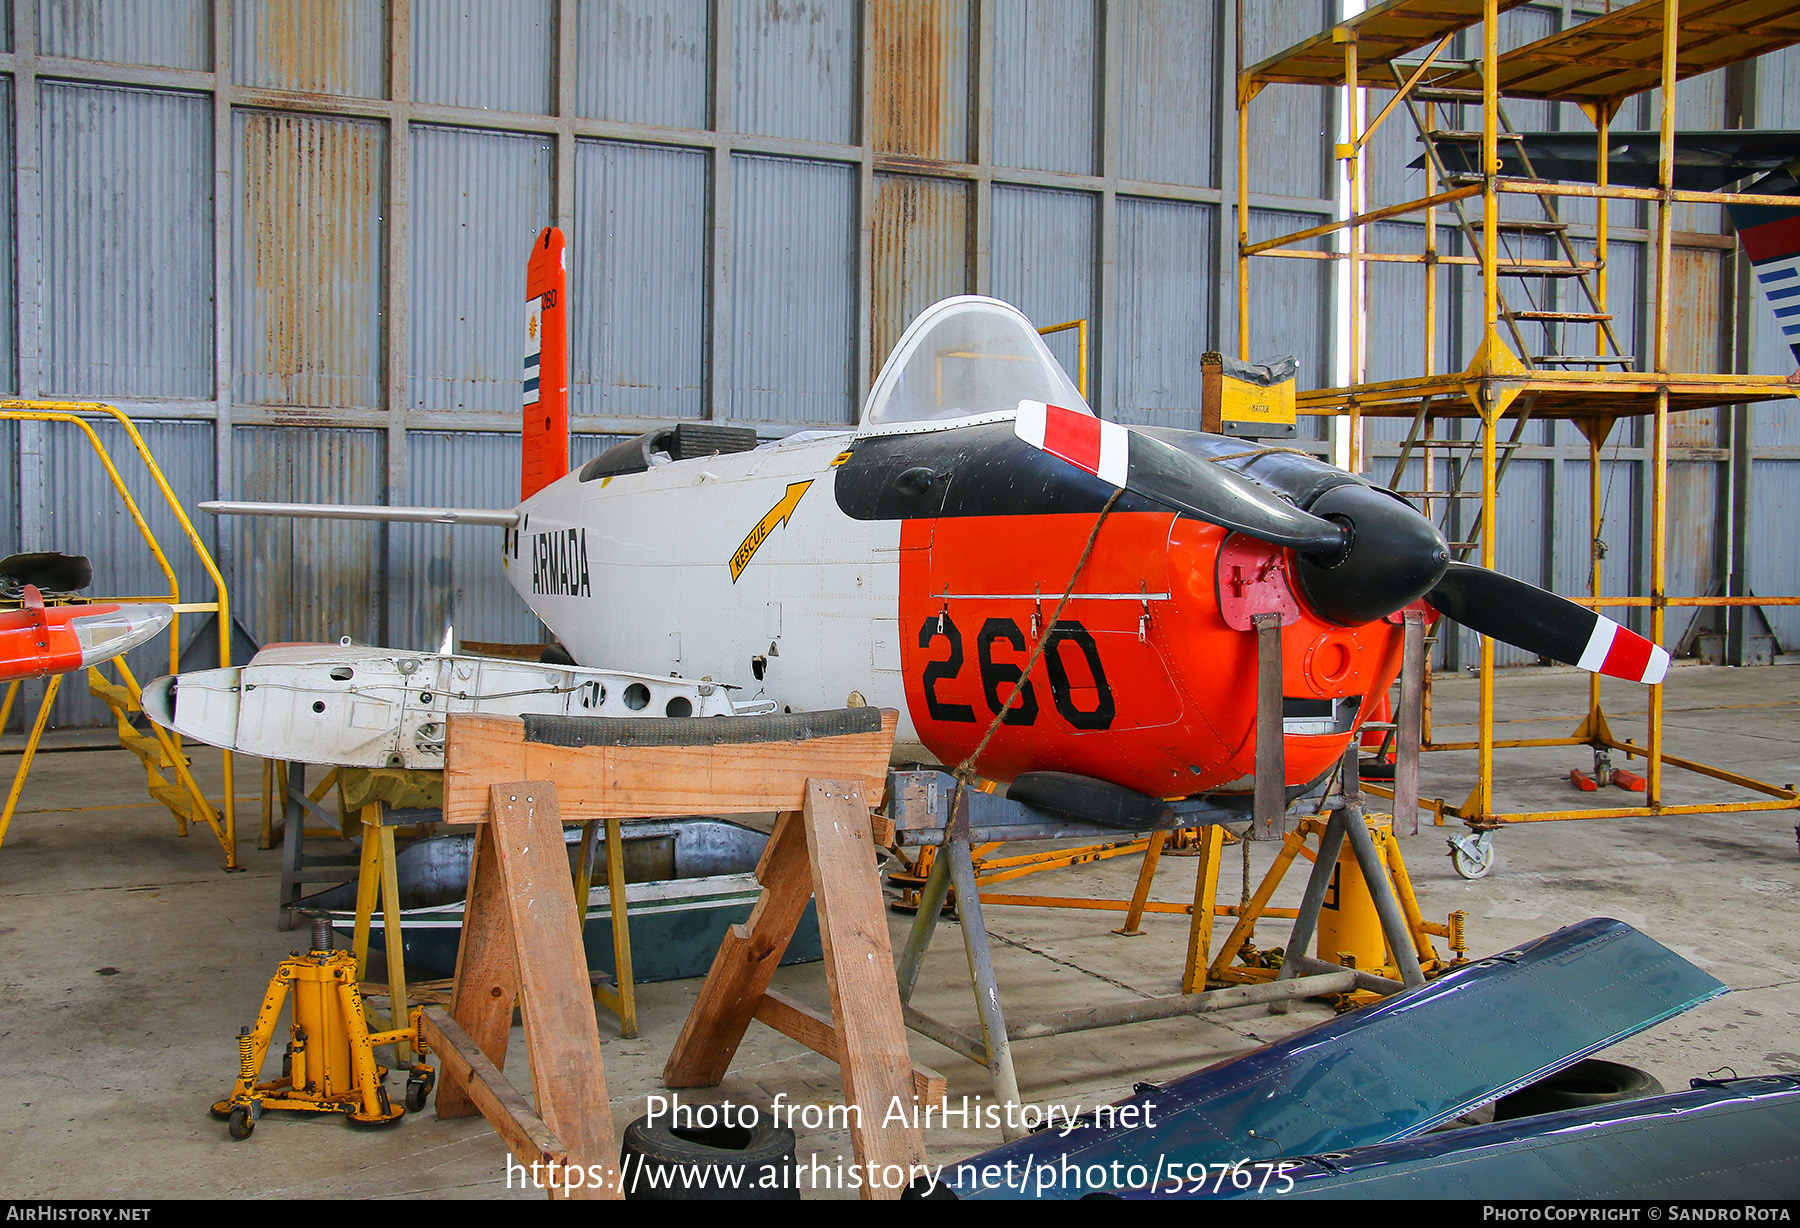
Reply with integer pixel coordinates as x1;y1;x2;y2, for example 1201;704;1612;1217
420;707;918;1200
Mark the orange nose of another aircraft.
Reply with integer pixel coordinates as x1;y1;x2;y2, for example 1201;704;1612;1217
0;588;175;682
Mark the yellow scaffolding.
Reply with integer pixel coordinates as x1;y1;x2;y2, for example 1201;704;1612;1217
1236;0;1800;832
0;402;237;868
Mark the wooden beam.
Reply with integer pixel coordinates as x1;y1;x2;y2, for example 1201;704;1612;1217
442;711;897;824
419;1006;568;1172
754;988;948;1105
802;778;928;1194
435;821;520;1120
664;810;816;1087
487;783;621;1200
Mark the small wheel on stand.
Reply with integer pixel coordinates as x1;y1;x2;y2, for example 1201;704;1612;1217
1449;830;1497;880
405;1069;436;1113
227;1105;255;1141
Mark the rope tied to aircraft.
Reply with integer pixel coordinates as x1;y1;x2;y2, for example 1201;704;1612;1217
949;488;1125;803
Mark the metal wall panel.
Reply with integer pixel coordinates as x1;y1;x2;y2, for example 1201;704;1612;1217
1116;0;1213;188
1666;458;1724;644
412;0;554;116
1749;461;1800;646
233;110;385;408
408;125;553;417
1477;456;1551;666
870;172;968;381
39;0;210;70
230;426;383;647
990;184;1096;395
1240;0;1332;201
869;0;968;160
730;153;856;424
41;83;213;400
1243;83;1330;201
1577;453;1646;626
1553;456;1590;602
1363;222;1432;390
571;139;707;421
991;0;1093;175
1115;196;1214;429
1239;0;1331;65
734;0;856;146
1247;208;1329;397
0;75;15;393
1661;65;1730;236
390;431;541;652
1364;82;1432;213
0;423;15;555
233;0;386;99
40;417;217;727
574;0;710;129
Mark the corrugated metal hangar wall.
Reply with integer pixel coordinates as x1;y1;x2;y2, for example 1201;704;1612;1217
1;0;1797;728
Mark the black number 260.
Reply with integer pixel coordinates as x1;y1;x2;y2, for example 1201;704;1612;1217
917;613;1114;731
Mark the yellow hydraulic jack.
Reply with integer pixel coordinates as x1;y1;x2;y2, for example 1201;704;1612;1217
212;917;435;1140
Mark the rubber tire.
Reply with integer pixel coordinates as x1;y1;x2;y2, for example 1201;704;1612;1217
227;1106;254;1141
619;1115;798;1201
405;1070;435;1113
1492;1059;1664;1121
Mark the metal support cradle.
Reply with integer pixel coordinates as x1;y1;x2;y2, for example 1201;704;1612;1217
886;759;1426;1140
888;611;1435;1135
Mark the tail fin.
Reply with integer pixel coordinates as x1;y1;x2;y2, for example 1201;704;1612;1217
522;226;569;500
1728;172;1800;366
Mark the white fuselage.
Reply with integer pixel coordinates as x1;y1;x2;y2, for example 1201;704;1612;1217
503;432;925;759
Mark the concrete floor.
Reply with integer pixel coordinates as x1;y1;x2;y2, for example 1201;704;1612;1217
1;662;1796;1199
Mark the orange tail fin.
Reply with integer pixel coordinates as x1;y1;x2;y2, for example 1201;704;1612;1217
522;227;569;500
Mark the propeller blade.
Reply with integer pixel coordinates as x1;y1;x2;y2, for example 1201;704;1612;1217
1014;400;1349;555
1428;561;1670;684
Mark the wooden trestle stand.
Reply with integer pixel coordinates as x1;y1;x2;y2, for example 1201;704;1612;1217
417;706;929;1201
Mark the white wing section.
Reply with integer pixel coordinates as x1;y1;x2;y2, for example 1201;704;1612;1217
201;501;520;527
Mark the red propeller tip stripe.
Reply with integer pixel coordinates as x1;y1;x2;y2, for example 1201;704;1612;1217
1577;615;1670;684
1015;400;1130;487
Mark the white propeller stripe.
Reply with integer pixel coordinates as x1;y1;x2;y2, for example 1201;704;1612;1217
1096;419;1130;487
1577;616;1618;674
1015;399;1048;449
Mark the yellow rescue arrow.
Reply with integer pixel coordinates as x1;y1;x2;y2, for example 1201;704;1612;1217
729;480;813;582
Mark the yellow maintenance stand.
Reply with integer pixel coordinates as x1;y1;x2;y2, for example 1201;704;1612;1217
212;916;434;1140
1188;807;1469;1009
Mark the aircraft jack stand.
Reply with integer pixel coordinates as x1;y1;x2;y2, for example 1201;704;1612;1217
212;917;433;1140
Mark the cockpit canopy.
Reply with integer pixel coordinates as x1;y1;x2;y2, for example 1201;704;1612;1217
857;296;1091;433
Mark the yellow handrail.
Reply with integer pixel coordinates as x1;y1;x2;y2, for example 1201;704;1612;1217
0;401;236;868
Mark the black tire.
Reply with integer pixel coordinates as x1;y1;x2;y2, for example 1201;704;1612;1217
620;1114;798;1200
405;1070;435;1113
227;1106;254;1141
1492;1059;1664;1121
